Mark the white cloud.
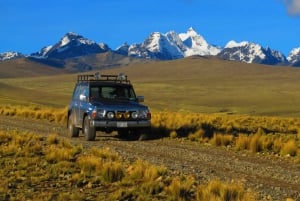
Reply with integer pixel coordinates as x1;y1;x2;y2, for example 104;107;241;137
282;0;300;16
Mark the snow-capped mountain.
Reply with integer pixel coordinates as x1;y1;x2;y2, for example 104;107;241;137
0;52;25;61
116;27;220;60
179;27;221;56
117;32;184;60
2;28;300;67
31;32;110;59
218;40;287;65
287;47;300;66
142;32;184;59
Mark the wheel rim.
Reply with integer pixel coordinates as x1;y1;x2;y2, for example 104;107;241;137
68;117;73;133
84;118;88;135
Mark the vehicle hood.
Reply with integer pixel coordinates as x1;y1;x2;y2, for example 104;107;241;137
90;99;149;111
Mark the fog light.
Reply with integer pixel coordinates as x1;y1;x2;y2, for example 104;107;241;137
116;112;122;119
124;112;130;119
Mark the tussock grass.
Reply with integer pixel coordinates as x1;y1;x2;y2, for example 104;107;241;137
102;162;125;183
210;133;234;147
165;175;195;201
1;105;299;158
196;180;256;201
0;129;258;201
0;105;67;123
281;140;298;156
152;111;300;158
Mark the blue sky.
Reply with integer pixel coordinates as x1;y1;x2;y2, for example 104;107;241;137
1;0;300;56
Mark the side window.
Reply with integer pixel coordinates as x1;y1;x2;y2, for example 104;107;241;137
77;85;88;102
73;85;81;100
82;86;88;97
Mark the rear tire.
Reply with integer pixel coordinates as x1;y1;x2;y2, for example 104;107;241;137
68;114;79;137
83;116;96;141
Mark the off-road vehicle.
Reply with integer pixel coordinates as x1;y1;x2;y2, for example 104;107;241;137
67;72;151;141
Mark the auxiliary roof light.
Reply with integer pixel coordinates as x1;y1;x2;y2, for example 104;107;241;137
117;73;126;81
94;72;100;80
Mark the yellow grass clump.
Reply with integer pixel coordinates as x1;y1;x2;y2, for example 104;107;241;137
281;139;298;157
196;180;256;201
0;129;260;201
0;105;67;124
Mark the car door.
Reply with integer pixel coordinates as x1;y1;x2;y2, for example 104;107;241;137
72;84;82;127
78;84;89;126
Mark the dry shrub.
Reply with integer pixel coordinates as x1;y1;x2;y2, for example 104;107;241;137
69;172;83;185
273;138;284;154
45;145;76;163
210;133;233;147
0;105;67;124
165;176;195;201
235;135;250;151
47;133;59;144
281;139;298;157
77;154;103;177
196;180;255;201
170;130;178;139
57;192;84;201
260;135;274;151
188;129;205;141
126;160;166;182
102;162;125;183
89;147;119;161
249;134;262;153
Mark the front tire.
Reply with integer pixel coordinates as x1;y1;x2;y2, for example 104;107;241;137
83;116;96;141
68;114;79;137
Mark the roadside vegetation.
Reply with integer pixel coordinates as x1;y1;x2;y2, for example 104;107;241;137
1;105;300;160
0;130;256;201
153;111;300;160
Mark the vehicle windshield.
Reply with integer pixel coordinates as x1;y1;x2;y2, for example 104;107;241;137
90;86;136;101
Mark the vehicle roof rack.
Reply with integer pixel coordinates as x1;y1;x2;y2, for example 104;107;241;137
77;72;130;84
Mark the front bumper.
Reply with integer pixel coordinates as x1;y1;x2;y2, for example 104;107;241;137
91;120;151;128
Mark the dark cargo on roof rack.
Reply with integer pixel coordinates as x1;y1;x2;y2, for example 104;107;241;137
67;72;151;141
77;72;130;84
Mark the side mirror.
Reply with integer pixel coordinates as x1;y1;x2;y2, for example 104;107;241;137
136;96;144;102
79;94;87;102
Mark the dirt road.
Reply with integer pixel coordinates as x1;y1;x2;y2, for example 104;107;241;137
1;115;299;201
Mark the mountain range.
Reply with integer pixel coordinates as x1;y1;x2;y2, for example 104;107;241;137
1;27;300;68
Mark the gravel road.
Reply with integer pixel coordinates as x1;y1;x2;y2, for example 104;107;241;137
1;115;299;201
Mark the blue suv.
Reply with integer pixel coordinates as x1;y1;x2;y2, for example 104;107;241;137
67;73;151;141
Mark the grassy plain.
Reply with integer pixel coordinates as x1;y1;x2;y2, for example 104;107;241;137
1;56;300;200
2;56;300;116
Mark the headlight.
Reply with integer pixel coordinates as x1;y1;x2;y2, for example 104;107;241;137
107;112;114;119
98;109;105;118
131;111;138;119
